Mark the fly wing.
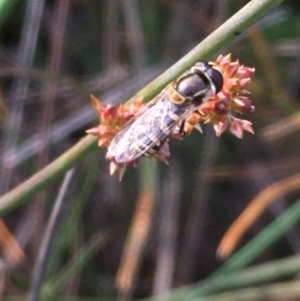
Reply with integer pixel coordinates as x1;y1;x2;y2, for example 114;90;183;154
107;88;167;153
110;95;199;163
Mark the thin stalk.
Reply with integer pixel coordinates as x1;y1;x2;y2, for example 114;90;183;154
126;0;286;105
0;135;98;215
0;0;20;28
116;159;156;298
194;280;300;301
46;155;98;277
142;254;300;301
153;163;181;295
27;169;76;301
41;233;107;300
181;254;300;300
213;197;300;275
0;0;45;194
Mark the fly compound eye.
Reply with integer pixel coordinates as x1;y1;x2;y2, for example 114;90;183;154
176;74;207;99
206;68;224;94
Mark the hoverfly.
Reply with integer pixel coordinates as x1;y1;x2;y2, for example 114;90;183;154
107;61;224;163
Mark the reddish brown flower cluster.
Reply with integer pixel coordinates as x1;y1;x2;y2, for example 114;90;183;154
87;54;255;178
86;96;147;179
86;95;143;147
183;53;255;138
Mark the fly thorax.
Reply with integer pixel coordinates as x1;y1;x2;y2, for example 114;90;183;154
176;73;212;106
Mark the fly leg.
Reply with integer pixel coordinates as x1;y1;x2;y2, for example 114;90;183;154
178;119;186;137
178;117;202;137
149;138;168;152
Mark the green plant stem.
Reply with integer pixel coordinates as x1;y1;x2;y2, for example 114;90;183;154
186;254;300;300
47;154;99;276
0;0;20;28
194;280;300;301
146;198;300;301
127;0;286;105
143;254;300;301
0;0;285;214
0;135;98;215
213;198;300;275
41;233;107;299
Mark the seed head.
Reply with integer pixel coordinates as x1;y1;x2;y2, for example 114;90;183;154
183;53;255;138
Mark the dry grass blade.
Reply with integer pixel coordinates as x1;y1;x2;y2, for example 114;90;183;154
248;25;295;114
0;219;25;265
217;172;300;259
0;91;7;123
116;181;155;298
261;112;300;142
